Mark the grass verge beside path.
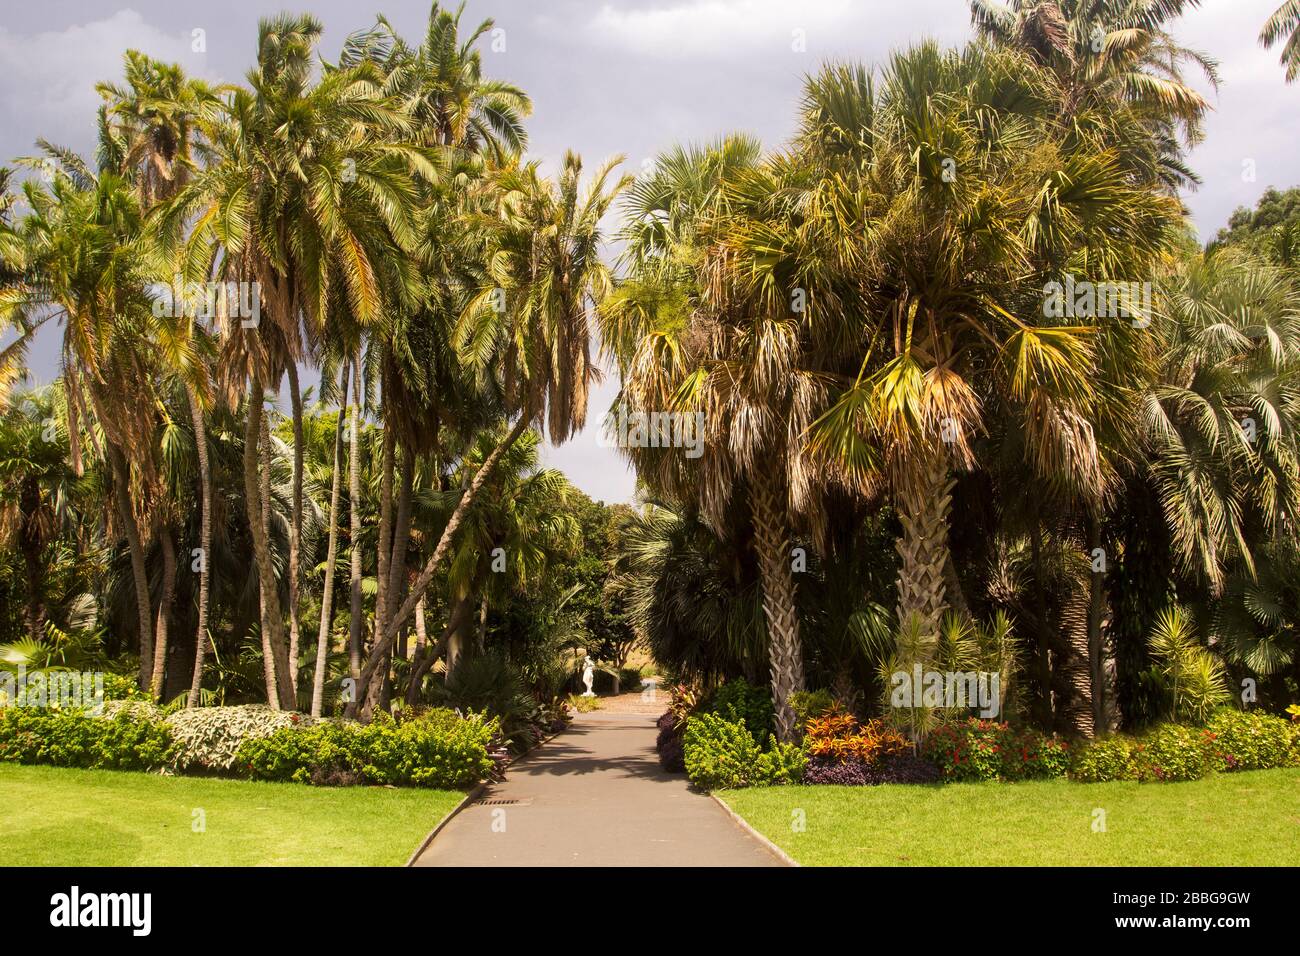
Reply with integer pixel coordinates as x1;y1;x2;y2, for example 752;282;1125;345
720;768;1300;866
0;763;464;866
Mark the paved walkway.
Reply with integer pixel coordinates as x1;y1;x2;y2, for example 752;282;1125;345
412;710;785;867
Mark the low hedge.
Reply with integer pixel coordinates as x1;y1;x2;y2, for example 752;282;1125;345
237;708;497;788
1069;712;1299;783
1;701;499;789
0;706;174;771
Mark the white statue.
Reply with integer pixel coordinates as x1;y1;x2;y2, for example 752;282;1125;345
581;656;596;697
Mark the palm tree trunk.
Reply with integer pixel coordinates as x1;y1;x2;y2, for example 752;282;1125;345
186;384;213;708
104;441;153;692
347;357;364;686
413;595;428;658
749;470;806;743
476;593;488;651
893;447;953;640
1063;555;1095;738
19;481;46;642
244;383;287;709
362;421;395;719
285;361;305;698
1086;513;1106;733
404;597;467;706
150;527;177;700
370;446;416;715
350;415;529;719
310;364;349;717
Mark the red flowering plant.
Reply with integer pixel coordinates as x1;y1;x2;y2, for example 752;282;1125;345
922;718;1068;782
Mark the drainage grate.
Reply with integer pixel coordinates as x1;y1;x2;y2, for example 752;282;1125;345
475;798;531;806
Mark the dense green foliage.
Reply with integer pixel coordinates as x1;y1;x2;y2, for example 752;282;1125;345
0;707;174;770
237;709;496;788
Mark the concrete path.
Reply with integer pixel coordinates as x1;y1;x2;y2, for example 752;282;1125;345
412;710;785;867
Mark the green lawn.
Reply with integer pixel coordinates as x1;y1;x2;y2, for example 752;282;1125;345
0;764;465;866
721;768;1300;866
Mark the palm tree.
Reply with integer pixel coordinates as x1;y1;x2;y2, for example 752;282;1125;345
10;155;161;691
1145;250;1300;593
970;0;1219;189
1261;2;1300;82
350;151;631;716
607;138;833;739
0;389;80;640
159;14;430;708
97;51;223;705
342;2;532;160
796;46;1179;733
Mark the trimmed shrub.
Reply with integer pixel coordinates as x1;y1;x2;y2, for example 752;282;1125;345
0;706;173;770
1070;736;1138;783
1004;729;1071;781
682;713;761;790
238;708;496;788
753;738;807;785
1203;709;1299;772
1133;723;1212;782
702;679;774;744
165;705;312;772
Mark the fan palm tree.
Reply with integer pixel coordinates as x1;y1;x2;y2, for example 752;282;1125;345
606;137;824;738
799;47;1178;691
1261;2;1300;82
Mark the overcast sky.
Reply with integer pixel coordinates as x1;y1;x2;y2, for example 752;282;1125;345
2;0;1296;502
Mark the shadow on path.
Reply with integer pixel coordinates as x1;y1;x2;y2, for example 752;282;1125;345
412;712;784;867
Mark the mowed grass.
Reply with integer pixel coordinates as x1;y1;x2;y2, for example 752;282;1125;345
721;768;1300;866
0;764;464;866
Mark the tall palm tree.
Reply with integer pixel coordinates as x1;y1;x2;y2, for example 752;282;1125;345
159;14;430;708
1261;2;1300;82
97;51;223;705
799;46;1179;703
607;138;831;739
350;151;631;716
342;2;532;160
10;155;161;690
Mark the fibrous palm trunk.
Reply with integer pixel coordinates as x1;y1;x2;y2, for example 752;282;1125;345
150;528;177;699
104;441;153;693
285;361;305;696
1063;555;1095;738
245;382;293;710
893;447;953;639
186;384;213;708
750;470;806;743
347;358;364;687
310;364;349;717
